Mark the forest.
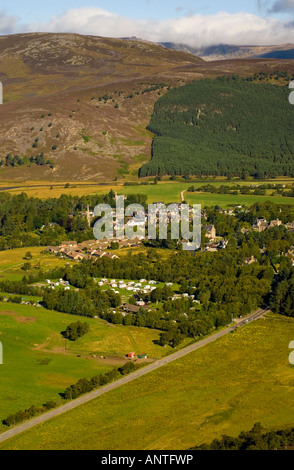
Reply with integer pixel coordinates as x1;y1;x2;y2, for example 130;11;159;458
0;190;147;249
139;75;294;178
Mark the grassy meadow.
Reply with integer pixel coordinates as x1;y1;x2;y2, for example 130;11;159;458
0;300;174;430
0;246;68;281
1;313;294;450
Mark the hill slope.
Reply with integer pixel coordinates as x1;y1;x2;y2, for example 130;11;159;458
0;33;203;181
139;75;294;178
1;33;294;181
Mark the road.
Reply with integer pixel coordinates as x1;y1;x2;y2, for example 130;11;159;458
0;307;269;444
181;189;187;202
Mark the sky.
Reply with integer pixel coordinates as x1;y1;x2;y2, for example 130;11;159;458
1;0;294;47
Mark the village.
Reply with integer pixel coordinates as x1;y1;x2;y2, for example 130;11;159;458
44;203;294;266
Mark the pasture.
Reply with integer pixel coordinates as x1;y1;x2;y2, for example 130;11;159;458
1;313;294;449
0;301;173;430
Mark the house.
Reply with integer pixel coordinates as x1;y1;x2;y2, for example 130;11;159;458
60;241;78;248
122;303;141;313
269;219;282;228
127;352;135;358
79;240;97;248
244;255;257;265
204;243;219;252
253;218;268;232
66;251;84;261
92;250;107;258
105;252;119;260
203;224;216;240
45;246;59;253
86;248;99;256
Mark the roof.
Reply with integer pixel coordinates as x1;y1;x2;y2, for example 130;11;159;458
92;250;106;257
105;252;119;259
122;303;140;313
203;224;215;232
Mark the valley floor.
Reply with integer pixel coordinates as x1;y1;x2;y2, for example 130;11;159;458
1;312;294;450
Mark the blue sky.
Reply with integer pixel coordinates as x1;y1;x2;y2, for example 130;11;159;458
3;1;263;22
1;1;294;46
2;0;290;22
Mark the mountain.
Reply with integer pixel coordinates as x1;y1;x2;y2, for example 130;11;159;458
159;42;294;61
1;33;294;182
0;33;203;182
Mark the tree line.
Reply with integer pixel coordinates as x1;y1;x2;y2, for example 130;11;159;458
191;422;294;450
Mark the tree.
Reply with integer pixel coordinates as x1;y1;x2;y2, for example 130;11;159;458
63;321;90;341
21;262;31;271
23;251;33;260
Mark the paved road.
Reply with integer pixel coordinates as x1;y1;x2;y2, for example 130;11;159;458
0;307;269;444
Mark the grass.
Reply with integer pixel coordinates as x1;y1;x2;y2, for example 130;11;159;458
1;313;294;449
0;247;68;281
121;181;294;206
119;138;145;146
0;301;173;429
0;179;293;206
184;192;294;208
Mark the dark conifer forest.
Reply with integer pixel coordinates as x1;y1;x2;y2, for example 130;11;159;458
139;75;294;178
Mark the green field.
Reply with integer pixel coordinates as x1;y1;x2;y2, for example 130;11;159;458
1;313;294;450
0;179;294;207
122;181;294;206
0;247;68;281
184;191;294;208
0;301;174;430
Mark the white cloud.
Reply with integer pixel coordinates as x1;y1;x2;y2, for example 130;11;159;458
0;11;22;34
1;7;294;47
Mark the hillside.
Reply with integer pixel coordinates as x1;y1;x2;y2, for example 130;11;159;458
0;33;203;182
1;33;294;181
139;75;294;179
